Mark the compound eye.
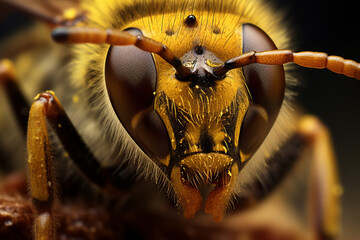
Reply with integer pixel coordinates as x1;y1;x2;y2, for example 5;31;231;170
239;24;285;155
105;28;170;159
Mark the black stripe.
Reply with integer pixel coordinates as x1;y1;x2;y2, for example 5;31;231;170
32;198;52;214
3;79;30;136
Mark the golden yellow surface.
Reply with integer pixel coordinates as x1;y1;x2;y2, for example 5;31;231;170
27;100;51;202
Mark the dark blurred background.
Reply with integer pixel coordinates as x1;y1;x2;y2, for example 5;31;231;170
0;0;359;239
275;0;360;239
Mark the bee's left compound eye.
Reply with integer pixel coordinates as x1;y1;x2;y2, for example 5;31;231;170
105;28;170;159
239;24;285;156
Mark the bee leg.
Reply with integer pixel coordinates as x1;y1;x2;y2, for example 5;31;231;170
26;91;125;239
234;116;341;239
298;116;342;240
27;91;124;190
0;59;30;135
234;134;307;210
27;93;57;239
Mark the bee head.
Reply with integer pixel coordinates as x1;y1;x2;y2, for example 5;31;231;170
104;22;285;221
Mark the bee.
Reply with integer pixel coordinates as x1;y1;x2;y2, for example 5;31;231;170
0;0;359;239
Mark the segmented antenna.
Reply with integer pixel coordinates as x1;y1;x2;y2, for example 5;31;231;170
52;28;360;80
51;27;192;78
214;50;360;80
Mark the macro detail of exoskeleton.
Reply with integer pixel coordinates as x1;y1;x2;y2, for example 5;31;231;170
0;0;358;239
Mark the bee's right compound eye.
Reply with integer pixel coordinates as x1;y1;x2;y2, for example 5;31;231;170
239;24;286;156
105;28;170;160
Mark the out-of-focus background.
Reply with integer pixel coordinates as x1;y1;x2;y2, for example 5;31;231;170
275;0;360;239
0;0;359;239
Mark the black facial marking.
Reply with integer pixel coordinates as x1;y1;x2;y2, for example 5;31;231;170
213;28;220;34
199;130;214;153
165;29;174;36
188;75;216;89
194;45;204;55
185;15;197;27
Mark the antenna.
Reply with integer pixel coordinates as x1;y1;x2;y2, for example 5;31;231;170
52;27;192;78
213;50;360;80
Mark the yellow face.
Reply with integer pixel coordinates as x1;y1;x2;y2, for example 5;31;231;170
77;0;287;222
123;12;251;221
